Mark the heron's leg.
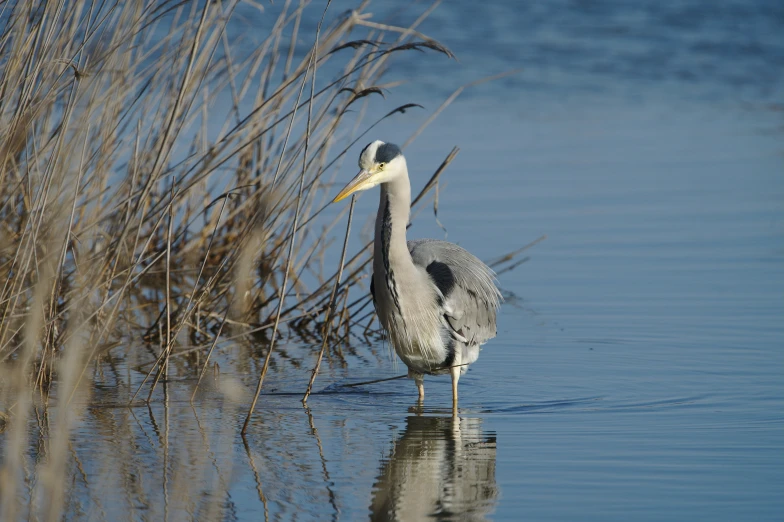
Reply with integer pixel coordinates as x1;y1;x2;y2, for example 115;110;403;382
408;369;425;400
450;348;464;413
450;365;460;412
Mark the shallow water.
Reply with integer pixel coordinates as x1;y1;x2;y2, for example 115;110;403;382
6;0;784;520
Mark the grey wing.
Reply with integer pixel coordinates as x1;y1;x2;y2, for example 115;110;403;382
408;239;502;346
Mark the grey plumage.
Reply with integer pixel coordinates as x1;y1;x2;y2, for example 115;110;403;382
333;140;502;407
409;239;500;347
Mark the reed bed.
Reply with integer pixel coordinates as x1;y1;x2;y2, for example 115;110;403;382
0;0;464;514
0;0;533;517
0;0;456;390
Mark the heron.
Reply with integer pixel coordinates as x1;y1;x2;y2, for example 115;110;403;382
333;140;501;409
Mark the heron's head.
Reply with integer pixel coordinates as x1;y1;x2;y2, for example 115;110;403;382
333;140;405;202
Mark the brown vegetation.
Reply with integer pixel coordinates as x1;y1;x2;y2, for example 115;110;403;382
0;0;468;516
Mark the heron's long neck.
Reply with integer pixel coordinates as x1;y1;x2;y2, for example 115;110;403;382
375;169;414;275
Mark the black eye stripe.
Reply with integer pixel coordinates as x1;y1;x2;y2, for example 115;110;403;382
374;142;401;164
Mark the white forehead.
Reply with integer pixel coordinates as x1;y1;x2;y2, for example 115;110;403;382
359;140;385;168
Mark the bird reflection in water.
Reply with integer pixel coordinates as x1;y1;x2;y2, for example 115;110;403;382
370;415;498;521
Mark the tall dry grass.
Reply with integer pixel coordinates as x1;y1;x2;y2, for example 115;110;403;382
0;0;465;517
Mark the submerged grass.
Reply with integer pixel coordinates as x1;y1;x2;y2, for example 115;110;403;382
0;0;529;517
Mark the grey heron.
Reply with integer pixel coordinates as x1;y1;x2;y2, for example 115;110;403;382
333;141;501;409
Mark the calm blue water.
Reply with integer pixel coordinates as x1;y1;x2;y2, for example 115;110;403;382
321;2;784;516
17;1;784;520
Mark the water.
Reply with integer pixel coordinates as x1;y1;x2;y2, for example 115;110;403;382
8;0;784;520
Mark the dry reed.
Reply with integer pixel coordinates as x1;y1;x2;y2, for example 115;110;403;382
0;0;464;517
0;0;532;517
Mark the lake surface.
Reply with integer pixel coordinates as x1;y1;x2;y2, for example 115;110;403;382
6;0;784;520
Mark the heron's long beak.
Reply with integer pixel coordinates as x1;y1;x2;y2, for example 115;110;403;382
333;169;374;203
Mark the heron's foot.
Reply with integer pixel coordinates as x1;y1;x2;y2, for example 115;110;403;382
408;396;425;415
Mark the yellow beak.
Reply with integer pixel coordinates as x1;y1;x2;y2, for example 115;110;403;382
333;169;374;203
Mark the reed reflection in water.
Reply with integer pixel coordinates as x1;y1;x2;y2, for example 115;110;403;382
370;415;498;521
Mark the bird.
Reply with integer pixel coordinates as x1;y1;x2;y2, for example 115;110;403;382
333;140;501;409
